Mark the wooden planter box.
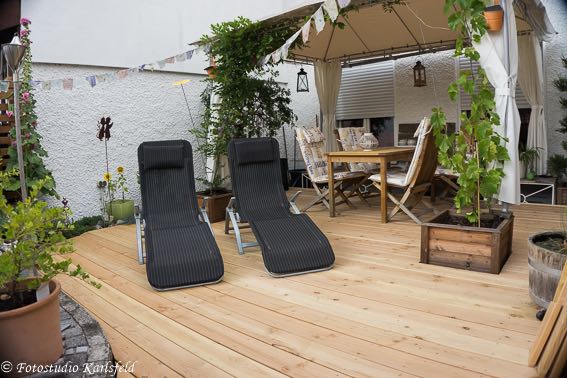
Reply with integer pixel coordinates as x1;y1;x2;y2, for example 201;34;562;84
420;210;514;274
197;191;232;223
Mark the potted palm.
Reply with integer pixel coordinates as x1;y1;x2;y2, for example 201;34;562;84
421;0;513;274
519;145;541;181
0;173;98;368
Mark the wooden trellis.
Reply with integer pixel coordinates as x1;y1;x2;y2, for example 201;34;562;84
0;79;14;168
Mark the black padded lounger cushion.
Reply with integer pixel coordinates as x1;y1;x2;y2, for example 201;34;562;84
228;137;335;276
250;215;334;275
138;140;224;289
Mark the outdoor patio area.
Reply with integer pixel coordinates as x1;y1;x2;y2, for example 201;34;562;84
59;191;561;377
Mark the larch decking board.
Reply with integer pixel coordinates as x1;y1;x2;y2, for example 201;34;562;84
59;191;561;377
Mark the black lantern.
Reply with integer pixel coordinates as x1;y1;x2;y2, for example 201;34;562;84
413;61;426;87
296;67;309;92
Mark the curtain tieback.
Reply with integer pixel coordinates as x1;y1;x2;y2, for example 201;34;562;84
495;87;515;97
530;105;544;115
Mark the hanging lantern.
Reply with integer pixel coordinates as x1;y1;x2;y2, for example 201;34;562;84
413;60;427;87
296;67;309;92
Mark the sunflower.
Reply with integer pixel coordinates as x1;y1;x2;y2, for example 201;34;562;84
103;172;112;182
117;166;124;174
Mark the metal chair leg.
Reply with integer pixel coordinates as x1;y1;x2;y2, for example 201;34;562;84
289;191;302;214
199;196;213;234
226;197;258;255
134;205;145;265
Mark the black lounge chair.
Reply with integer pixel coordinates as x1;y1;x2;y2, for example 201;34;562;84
226;137;335;277
135;140;224;290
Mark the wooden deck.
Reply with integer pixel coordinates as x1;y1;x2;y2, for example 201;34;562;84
59;191;565;377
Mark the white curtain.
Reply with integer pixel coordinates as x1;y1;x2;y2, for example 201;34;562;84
314;60;342;152
473;0;521;204
518;34;547;175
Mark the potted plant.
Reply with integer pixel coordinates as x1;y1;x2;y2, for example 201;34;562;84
194;17;299;222
519;145;541;181
549;57;567;205
483;0;504;32
0;173;98;368
528;226;566;308
422;0;513;274
105;166;134;221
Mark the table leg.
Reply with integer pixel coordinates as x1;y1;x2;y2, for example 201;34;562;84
380;157;388;223
328;155;335;217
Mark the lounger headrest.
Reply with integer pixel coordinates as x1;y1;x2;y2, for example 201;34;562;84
233;138;277;166
143;144;185;170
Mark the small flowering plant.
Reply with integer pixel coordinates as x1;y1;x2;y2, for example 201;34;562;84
102;166;129;202
115;166;129;201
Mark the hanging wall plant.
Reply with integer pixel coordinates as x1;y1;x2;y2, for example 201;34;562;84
483;0;504;32
5;18;56;197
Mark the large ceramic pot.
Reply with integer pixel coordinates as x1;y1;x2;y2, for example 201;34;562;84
108;199;135;221
0;280;63;369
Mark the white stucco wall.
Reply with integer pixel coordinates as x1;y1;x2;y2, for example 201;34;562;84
32;62;317;218
543;0;567;159
394;51;458;133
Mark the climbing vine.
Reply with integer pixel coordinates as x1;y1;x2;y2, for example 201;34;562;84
6;18;56;196
431;0;509;226
194;17;300;192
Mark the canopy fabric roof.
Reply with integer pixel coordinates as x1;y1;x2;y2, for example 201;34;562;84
260;0;550;64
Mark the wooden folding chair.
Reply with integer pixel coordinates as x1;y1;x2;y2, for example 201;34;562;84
369;117;437;224
295;127;368;212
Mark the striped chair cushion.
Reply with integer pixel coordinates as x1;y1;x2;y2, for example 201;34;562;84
337;127;379;173
296;127;328;181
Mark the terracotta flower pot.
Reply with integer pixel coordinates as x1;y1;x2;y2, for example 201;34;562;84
0;280;63;370
484;4;504;32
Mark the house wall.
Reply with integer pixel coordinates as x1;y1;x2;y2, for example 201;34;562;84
32;62;318;218
21;0;318;217
394;50;458;136
543;0;567;158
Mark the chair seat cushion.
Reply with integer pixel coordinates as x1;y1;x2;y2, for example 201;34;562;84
145;223;224;289
312;171;366;184
368;171;408;187
250;214;335;275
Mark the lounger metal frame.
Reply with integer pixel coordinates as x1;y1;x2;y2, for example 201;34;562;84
224;191;302;255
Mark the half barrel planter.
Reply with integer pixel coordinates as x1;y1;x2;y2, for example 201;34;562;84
528;231;567;308
420;210;514;274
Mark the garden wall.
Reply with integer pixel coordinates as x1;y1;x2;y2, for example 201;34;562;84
31;62;318;217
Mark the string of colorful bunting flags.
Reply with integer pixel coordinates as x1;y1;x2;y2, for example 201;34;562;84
260;0;350;66
0;45;207;92
0;0;350;93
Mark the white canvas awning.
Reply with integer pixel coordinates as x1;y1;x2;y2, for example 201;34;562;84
262;0;543;65
260;0;555;204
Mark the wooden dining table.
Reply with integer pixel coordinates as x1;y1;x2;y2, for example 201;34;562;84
326;147;415;223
